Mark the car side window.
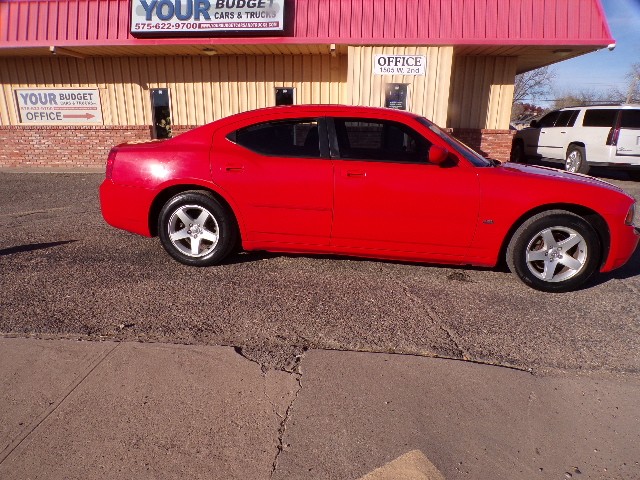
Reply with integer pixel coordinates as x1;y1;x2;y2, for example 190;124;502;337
230;118;321;157
537;111;561;128
333;118;431;163
583;109;620;127
620;110;640;129
555;110;579;127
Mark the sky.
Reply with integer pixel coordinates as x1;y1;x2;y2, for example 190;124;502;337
548;0;640;102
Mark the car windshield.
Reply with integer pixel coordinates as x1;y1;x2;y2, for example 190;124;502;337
416;117;492;167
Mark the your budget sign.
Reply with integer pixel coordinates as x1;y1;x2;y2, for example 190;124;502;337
131;0;285;34
15;88;103;124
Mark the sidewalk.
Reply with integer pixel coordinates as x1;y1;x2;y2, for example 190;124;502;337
1;337;639;479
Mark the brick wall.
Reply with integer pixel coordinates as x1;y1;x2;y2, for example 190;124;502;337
0;125;515;168
0;125;151;169
448;128;515;163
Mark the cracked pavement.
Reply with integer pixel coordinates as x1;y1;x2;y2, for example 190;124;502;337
1;171;640;478
1;172;639;374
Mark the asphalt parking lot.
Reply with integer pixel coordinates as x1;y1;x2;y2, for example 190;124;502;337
1;170;639;375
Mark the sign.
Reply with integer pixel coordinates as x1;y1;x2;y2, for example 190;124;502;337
374;55;426;76
14;88;103;124
385;84;408;110
131;0;285;34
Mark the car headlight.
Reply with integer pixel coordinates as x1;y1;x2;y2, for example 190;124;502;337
625;203;636;226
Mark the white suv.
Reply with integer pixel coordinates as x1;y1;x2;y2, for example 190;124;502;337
511;105;640;179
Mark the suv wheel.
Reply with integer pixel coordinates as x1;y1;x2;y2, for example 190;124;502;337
565;145;590;175
511;141;526;163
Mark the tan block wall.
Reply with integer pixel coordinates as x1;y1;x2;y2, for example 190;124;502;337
448;56;517;130
0;55;348;126
347;46;454;126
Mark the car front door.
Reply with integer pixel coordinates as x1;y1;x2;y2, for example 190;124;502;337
540;110;579;160
213;117;334;244
533;111;562;159
329;117;481;259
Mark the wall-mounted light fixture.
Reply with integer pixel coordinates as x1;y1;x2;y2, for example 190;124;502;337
49;46;87;59
553;49;573;57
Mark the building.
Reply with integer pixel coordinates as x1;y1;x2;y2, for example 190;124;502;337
0;0;614;167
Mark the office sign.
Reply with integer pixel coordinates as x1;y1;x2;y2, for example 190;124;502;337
131;0;285;34
15;88;103;124
374;55;427;76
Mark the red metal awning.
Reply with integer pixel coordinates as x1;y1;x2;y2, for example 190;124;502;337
0;0;614;48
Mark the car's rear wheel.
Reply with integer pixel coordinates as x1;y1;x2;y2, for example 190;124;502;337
565;145;590;175
511;141;526;163
158;191;237;266
506;210;601;292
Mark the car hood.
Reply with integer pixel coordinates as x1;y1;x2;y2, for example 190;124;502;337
497;162;624;192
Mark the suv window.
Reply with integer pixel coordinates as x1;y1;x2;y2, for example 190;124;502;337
555;110;579;127
537;111;561;128
232;119;321;157
333;118;430;163
620;110;640;129
583;109;620;127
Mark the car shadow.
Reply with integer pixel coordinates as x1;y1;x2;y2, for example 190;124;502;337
223;249;494;274
223;246;640;289
0;240;77;257
591;246;640;286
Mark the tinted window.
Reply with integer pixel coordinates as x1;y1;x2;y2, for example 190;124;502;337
556;110;579;127
583;109;619;127
233;119;320;157
334;118;430;163
620;110;640;129
537;111;561;128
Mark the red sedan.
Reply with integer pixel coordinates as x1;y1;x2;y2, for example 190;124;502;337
100;106;639;292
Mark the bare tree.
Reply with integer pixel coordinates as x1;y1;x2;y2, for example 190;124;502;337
552;89;614;109
624;63;640;103
513;66;556;104
511;67;556;122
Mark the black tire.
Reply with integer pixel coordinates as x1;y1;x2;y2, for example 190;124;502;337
511;141;526;163
506;210;601;292
627;170;640;181
158;191;237;267
565;145;590;175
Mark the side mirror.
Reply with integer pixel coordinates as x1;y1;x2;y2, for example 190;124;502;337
428;145;450;165
530;119;539;129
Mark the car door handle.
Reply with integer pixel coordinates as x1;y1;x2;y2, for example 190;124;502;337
225;165;244;172
346;171;366;178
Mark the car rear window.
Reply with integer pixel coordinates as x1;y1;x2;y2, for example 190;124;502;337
582;109;619;127
620;110;640;129
230;118;321;157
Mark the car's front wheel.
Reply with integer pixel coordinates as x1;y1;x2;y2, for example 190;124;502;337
158;191;237;266
565;145;590;174
506;210;601;292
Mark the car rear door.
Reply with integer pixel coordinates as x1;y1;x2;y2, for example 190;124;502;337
329;116;480;259
616;109;640;163
213;117;334;244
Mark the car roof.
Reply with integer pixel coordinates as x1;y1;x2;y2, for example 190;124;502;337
216;104;423;124
558;104;640;110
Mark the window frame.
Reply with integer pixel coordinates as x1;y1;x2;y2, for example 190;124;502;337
326;116;433;165
227;117;330;159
